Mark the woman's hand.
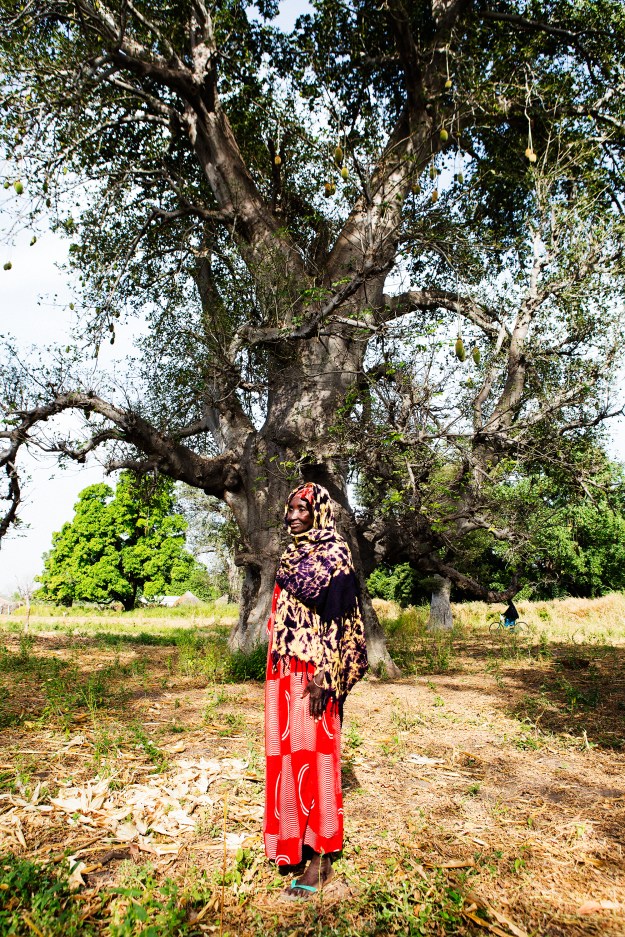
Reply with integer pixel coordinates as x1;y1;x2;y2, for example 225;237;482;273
302;675;326;720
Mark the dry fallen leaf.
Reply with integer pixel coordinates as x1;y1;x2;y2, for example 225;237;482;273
578;899;621;915
407;755;445;766
67;856;87;891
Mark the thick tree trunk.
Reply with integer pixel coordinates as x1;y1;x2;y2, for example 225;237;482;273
229;553;278;652
428;575;453;632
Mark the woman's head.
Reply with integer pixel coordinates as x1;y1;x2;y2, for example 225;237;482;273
284;483;335;535
286;491;314;534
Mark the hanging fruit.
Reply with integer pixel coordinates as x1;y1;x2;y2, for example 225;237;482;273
455;337;466;361
412;183;421;195
445;78;453;90
14;180;24;195
323;181;336;197
440;127;449;143
431;189;439;203
3;181;9;190
429;164;436;180
274;154;282;166
3;261;12;270
457;171;464;184
30;236;37;246
525;146;537;163
334;144;343;166
472;347;481;365
341;166;349;180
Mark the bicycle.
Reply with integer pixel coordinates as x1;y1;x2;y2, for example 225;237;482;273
489;614;528;636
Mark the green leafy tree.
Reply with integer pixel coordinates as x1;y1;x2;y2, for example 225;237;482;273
371;455;625;607
37;473;196;610
1;2;625;655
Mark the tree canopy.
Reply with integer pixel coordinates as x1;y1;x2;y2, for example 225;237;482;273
369;456;625;605
37;472;196;609
1;1;625;659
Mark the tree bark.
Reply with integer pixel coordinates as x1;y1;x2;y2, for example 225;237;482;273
428;575;453;632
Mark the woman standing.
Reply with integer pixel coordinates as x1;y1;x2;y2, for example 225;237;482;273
263;483;368;897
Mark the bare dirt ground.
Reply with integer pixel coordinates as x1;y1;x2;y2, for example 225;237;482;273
0;604;624;936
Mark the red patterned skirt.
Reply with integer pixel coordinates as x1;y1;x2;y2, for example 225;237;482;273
263;593;343;865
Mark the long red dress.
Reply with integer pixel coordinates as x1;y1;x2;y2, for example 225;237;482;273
263;585;343;865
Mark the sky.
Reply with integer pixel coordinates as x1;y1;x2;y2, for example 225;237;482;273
1;0;625;595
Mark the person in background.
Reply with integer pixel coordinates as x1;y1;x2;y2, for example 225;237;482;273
503;600;520;628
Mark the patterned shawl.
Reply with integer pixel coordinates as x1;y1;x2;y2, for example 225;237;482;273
271;483;368;705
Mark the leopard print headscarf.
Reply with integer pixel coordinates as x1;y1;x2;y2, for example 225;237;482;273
271;483;368;704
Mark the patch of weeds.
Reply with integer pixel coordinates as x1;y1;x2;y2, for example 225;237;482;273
537;632;551;659
92;728;125;770
128;723;168;771
553;675;600;712
373;659;388;678
218;711;245;736
345;720;364;750
477;848;504;876
42;666;84;726
510;691;551;726
422;632;455;674
0;641;57;679
175;629;229;680
466;781;481;796
109;861;197;936
216;846;254;890
424;680;445;708
511;855;527;875
362;862;465;934
0;852;97;936
203;686;228;723
227;643;266;682
0;679;23;729
510;719;543;751
168;720;186;734
391;708;424;731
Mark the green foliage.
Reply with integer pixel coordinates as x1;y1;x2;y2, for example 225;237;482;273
227;643;267;682
367;563;419;606
0;853;96;936
452;457;625;600
171;565;221;603
37;472;197;610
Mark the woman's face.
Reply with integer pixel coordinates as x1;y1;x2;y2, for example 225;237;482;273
286;494;314;534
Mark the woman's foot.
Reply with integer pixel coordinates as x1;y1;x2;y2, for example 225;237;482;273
283;852;332;898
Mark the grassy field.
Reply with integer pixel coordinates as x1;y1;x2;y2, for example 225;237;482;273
0;595;624;935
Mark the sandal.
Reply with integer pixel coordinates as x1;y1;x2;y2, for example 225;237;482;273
281;868;333;901
282;879;318;900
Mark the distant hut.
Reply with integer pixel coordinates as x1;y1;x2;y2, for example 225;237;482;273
0;595;22;615
159;591;201;608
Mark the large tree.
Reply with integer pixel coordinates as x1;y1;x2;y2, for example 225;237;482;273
1;1;625;658
37;471;196;609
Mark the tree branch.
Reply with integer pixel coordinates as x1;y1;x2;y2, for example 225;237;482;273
0;391;242;542
380;288;502;337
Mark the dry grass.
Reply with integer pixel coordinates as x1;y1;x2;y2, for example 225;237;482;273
1;596;624;935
